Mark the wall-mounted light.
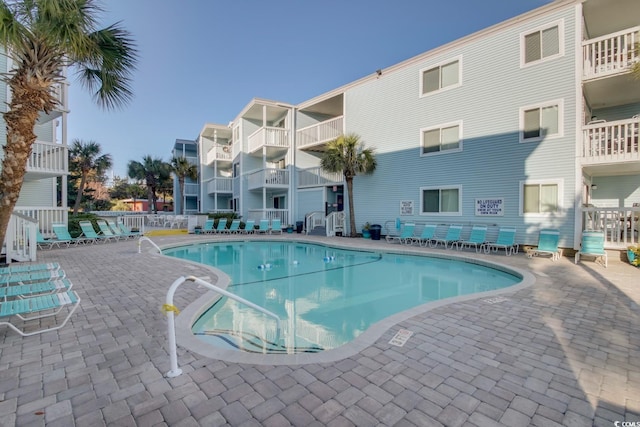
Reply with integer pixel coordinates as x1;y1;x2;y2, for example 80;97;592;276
591;184;598;191
376;69;382;77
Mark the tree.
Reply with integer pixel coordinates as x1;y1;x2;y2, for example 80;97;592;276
320;133;377;237
109;177;146;200
171;156;198;214
0;0;137;246
69;140;112;214
127;156;170;213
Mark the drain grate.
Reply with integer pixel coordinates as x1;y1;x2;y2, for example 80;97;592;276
483;296;509;304
389;329;413;347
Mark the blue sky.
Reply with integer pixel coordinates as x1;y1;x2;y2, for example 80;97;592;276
67;0;554;178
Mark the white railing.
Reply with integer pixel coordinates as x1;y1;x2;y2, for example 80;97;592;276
583;26;640;79
247;168;289;190
326;211;345;237
3;212;37;263
248;127;289;153
582;118;640;163
305;211;325;235
206;177;233;193
27;140;67;175
206;144;232;164
247;209;289;225
297;167;343;187
296;116;343;149
119;214;146;234
582;206;640;248
184;183;199;195
37;82;68;123
13;207;67;237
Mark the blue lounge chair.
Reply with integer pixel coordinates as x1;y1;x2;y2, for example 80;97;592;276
256;219;270;234
1;268;66;286
270;219;282;234
117;222;141;239
0;262;60;275
0;290;80;336
106;220;129;240
36;229;69;249
0;278;73;299
575;230;607;267
242;220;255;234
202;219;215;234
97;220;122;241
432;225;463;249
386;223;415;244
223;219;241;234
412;224;437;247
485;227;518;256
213;218;228;234
52;223;87;246
456;225;488;252
79;221;112;243
528;229;561;261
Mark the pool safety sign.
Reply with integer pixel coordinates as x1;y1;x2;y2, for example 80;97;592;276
475;198;504;216
400;200;414;216
389;329;413;347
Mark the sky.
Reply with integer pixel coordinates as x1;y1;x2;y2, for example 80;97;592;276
67;0;555;178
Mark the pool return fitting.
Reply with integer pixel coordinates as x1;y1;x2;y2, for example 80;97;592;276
164;275;282;377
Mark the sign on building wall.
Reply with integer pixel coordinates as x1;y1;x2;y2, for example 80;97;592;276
400;200;414;215
475;198;504;216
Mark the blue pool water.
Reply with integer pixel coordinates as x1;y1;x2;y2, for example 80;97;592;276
163;241;521;354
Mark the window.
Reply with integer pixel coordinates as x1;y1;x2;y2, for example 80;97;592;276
420;186;461;215
420;57;461;96
421;121;462;155
520;100;562;142
521;21;563;66
520;180;562;215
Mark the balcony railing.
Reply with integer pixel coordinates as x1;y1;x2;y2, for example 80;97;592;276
184;183;199;196
296;116;343;150
206;177;233;194
583;26;640;79
248;127;289;153
206;144;232;164
247;168;289;190
14;207;68;237
3;212;37;263
582;117;640;163
581;206;640;248
297;167;343;187
247;209;289;226
27;140;67;175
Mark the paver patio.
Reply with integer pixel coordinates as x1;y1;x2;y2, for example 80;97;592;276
1;234;638;426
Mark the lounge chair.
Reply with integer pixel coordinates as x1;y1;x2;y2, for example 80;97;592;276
97;220;122;241
485;227;518;256
36;229;69;249
242;220;255;234
386;223;415;244
0;277;73;299
432;225;463;249
118;222;141;239
256;219;270;234
413;224;437;247
223;219;241;234
270;219;282;234
575;230;607;267
52;223;87;246
78;221;112;243
0;262;60;275
0;290;80;336
106;220;128;240
527;229;561;261
202;219;215;234
213;218;228;234
456;225;488;252
1;268;66;286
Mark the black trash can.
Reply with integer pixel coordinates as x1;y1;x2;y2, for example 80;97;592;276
370;224;382;240
296;221;304;233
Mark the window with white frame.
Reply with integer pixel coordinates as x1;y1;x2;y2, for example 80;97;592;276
420;57;461;96
521;21;563;66
420;186;461;215
520;180;562;214
520;100;562;142
421;121;462;155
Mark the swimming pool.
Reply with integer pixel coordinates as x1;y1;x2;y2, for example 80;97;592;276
163;240;527;358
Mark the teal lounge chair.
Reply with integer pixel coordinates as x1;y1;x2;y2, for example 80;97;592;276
432;224;463;249
386;223;415;244
79;221;112;244
202;219;215;234
528;229;561;261
456;225;488;252
117;222;141;239
485;227;518;256
1;268;66;286
270;219;282;234
413;224;437;247
242;220;255;234
97;220;122;241
213;218;228;234
106;220;129;240
52;223;87;246
256;219;270;234
36;229;69;249
575;230;607;267
0;262;60;275
0;290;80;336
0;278;73;299
223;219;241;234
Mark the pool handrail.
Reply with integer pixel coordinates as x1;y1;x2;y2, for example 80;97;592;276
138;236;161;254
164;275;282;377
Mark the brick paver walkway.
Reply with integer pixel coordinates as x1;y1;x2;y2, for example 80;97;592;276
1;234;638;426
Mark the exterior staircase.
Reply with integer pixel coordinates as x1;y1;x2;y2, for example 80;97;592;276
307;226;326;236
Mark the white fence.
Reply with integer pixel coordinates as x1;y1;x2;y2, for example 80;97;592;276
582;206;640;248
582;118;640;163
296;116;343;149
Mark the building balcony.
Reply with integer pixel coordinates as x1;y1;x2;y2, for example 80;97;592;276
296;116;343;151
297;167;343;187
206;177;233;194
25;140;68;179
184;183;199;196
582;117;640;168
247;127;289;158
583;26;639;80
37;83;68;124
247;168;289;191
206;144;232;165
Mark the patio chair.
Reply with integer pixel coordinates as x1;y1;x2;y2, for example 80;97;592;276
527;229;561;261
106;220;130;240
202;219;215;234
1;268;66;286
78;221;112;244
574;230;607;267
36;229;69;249
97;220;122;241
52;223;87;246
223;219;241;234
386;223;415;244
0;262;60;275
270;219;283;234
412;224;437;247
213;218;228;234
0;277;73;299
485;227;518;256
242;220;256;234
432;224;463;249
256;219;270;234
455;225;488;252
0;290;81;336
117;222;141;239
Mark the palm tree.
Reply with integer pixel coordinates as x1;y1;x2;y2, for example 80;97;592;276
320;133;377;237
69;140;112;214
127;156;170;214
171;156;198;215
0;0;137;246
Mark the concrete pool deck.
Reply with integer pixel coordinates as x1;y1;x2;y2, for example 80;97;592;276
1;233;638;426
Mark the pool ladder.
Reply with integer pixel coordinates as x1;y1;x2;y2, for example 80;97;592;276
164;275;282;377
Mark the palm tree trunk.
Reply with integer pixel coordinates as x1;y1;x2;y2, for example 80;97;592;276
346;177;357;237
73;173;88;214
146;186;154;214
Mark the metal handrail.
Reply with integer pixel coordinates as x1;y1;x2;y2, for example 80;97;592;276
138;236;161;254
164;275;282;377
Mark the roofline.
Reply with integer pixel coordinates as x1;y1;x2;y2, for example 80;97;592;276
230;97;295;124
